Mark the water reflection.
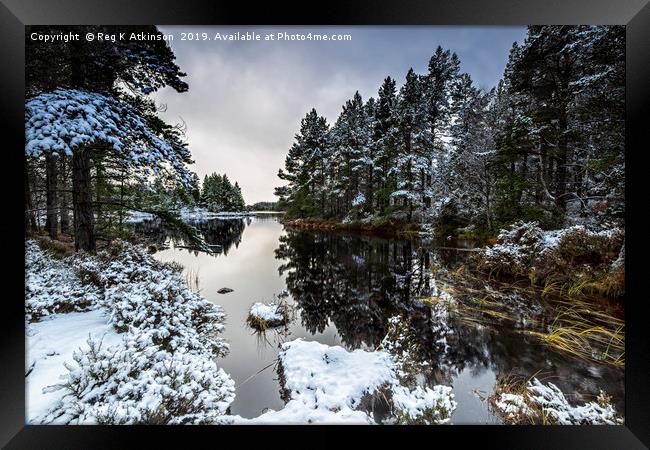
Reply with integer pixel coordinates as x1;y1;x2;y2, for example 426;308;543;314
132;217;249;256
140;216;624;422
273;228;625;415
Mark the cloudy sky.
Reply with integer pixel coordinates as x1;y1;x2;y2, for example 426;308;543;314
154;26;527;204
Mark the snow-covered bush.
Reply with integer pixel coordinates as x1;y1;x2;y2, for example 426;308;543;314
477;221;545;276
477;222;625;296
392;384;457;425
490;377;623;425
25;241;99;322
27;239;234;424
40;334;235;425
535;227;624;277
72;240;228;356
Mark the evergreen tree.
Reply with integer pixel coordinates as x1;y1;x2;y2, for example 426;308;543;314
275;26;624;234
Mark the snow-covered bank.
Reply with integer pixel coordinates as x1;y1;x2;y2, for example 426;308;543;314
123;211;157;223
180;207;253;221
123;207;254;224
491;378;623;425
476;221;624;297
226;338;457;424
25;240;235;424
26;309;121;422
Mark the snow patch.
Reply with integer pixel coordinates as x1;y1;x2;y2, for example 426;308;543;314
248;302;284;323
26;309;121;423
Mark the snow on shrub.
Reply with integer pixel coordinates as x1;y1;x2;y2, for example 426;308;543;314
478;221;545;276
26;239;234;424
534;226;624;278
477;222;625;295
40;333;235;425
72;240;228;356
491;377;623;425
379;310;457;424
392;384;457;425
25;241;99;321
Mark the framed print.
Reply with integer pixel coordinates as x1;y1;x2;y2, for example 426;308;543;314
1;0;648;448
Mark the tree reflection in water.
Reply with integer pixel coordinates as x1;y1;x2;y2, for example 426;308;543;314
274;229;624;411
132;219;624;415
132;217;249;256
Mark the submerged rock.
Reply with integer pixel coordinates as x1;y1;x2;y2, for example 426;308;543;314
217;287;234;294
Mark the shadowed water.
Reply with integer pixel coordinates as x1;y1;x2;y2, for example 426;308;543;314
133;215;624;423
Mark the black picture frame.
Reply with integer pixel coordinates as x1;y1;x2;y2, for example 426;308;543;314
2;1;648;448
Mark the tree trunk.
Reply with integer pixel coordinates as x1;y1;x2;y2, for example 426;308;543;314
95;161;103;223
24;159;37;233
72;148;95;251
45;154;58;240
59;157;70;233
555;112;568;214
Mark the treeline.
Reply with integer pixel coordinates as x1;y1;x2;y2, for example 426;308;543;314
276;26;624;234
200;173;246;212
248;201;282;211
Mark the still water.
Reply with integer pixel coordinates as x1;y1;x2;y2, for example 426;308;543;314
135;214;624;423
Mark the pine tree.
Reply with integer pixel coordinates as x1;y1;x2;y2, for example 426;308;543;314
391;69;431;222
372;77;399;215
25;25;189;251
277;109;329;217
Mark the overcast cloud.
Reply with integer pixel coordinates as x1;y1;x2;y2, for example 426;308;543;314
153;26;527;204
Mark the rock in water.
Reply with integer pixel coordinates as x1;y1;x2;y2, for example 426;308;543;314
218;288;234;294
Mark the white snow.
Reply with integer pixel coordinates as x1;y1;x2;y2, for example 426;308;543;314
25;239;234;424
493;378;623;425
124;211;156;223
494;392;532;420
229;338;456;424
526;378;623;425
351;192;366;207
25;241;99;321
180;207;253;221
392;384;457;424
26;309;121;423
248;302;284;323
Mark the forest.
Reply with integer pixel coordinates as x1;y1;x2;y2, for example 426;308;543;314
276;26;624;238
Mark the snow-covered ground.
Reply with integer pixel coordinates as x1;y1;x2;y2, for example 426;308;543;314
493;378;623;425
227;338;457;424
25;240;234;424
26;309;121;422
